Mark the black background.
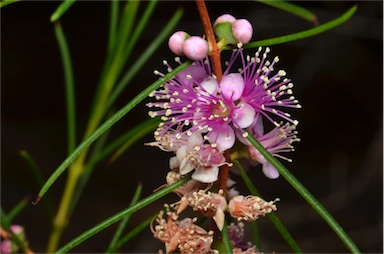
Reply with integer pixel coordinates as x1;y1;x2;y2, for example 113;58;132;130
2;1;383;253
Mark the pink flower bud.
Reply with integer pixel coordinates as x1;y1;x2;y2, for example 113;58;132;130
168;31;189;55
213;14;236;27
232;19;253;44
219;73;244;101
182;36;209;61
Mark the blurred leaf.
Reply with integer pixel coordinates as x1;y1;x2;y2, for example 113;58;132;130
108;117;160;163
245;131;361;253
107;0;119;56
54;22;77;154
20;150;54;219
50;0;75;22
106;7;184;109
238;5;357;49
221;220;233;253
108;214;155;252
256;0;318;24
55;176;191;253
6;199;29;222
0;0;21;8
35;61;191;203
106;184;142;253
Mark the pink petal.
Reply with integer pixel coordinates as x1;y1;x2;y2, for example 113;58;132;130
208;127;235;151
200;77;219;95
192;166;219;183
262;162;280;179
219;73;244;101
232;102;255;128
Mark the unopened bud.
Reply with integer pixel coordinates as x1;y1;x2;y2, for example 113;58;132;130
213;14;236;27
182;36;209;61
231;19;253;44
168;31;190;55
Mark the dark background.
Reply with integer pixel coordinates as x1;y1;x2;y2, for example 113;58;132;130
2;1;382;253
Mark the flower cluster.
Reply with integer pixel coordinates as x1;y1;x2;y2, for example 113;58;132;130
148;12;301;253
152;191;277;253
148;46;300;181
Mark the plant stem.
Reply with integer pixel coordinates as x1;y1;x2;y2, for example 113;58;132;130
47;159;84;253
195;0;230;197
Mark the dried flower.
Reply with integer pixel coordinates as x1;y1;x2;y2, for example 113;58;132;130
181;189;227;230
229;195;279;221
151;208;216;254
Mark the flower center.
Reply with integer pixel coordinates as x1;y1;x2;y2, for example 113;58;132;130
212;100;232;118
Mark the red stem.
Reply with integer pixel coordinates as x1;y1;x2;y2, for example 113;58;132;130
195;0;230;197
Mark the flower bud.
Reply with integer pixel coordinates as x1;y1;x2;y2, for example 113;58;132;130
182;36;209;61
168;31;190;55
231;19;253;44
213;14;236;27
213;14;237;45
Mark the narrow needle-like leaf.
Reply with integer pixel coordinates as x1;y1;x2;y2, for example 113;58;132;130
6;199;29;222
255;0;318;24
108;117;161;163
20;150;54;219
221;220;233;254
55;176;190;253
238;5;357;49
50;0;76;22
35;61;191;203
245;131;361;253
54;22;77;153
106;184;142;253
106;7;184;109
108;214;155;253
0;0;21;8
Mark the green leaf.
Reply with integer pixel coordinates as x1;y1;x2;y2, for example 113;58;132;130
20;150;54;219
255;0;318;24
50;0;75;22
245;131;361;253
108;214;155;252
35;61;191;203
0;0;21;9
221;219;233;254
108;117;161;163
107;0;119;56
106;7;184;109
236;5;357;49
234;159;301;253
122;0;158;64
55;176;190;253
106;184;142;253
54;22;77;154
6;199;29;222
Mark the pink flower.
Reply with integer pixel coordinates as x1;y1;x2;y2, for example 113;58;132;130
148;48;299;152
174;132;229;183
